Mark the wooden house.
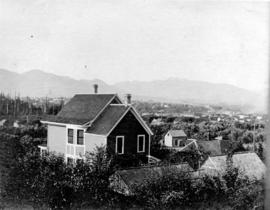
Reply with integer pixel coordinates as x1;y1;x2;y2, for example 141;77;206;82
40;85;153;163
164;129;187;147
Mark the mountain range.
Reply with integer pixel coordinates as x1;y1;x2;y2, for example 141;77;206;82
0;69;266;113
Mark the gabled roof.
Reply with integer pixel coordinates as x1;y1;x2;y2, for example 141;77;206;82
49;94;119;125
168;129;187;137
113;163;193;189
87;104;153;136
232;152;265;179
200;152;265;180
43;93;152;135
86;105;130;135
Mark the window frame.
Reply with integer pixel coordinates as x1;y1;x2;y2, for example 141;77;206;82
115;136;124;154
67;128;74;144
137;135;145;153
39;146;48;157
174;139;178;147
77;129;84;145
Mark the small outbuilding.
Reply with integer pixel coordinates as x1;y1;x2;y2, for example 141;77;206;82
164;129;187;147
200;152;265;180
109;163;194;195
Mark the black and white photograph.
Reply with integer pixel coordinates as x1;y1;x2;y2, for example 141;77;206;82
0;1;269;209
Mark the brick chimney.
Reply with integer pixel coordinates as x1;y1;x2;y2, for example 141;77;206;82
126;94;132;105
93;84;98;94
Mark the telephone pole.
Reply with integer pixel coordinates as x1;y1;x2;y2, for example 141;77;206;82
253;121;256;152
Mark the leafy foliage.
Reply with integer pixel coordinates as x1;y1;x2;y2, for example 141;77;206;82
0;125;264;209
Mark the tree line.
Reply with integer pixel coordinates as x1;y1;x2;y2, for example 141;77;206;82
0;93;64;116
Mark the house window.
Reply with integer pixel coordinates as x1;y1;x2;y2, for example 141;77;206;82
77;130;84;145
174;139;178;147
116;136;124;154
137;135;145;152
41;148;47;156
68;129;74;144
39;146;48;157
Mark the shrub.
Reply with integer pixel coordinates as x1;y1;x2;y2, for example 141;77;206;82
1;127;264;209
4;151;74;209
3;145;118;209
193;175;227;201
161;190;184;208
230;184;259;210
228;180;264;210
222;165;241;192
132;167;193;208
150;144;172;160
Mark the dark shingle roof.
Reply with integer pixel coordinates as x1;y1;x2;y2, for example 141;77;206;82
168;129;187;137
197;140;221;156
52;94;116;124
86;105;130;135
115;163;193;187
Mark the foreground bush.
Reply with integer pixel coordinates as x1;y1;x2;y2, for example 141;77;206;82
132;168;196;209
0;128;264;209
3;152;264;209
3;144;117;209
132;165;264;210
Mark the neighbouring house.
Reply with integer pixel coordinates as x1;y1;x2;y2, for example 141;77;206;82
109;163;194;195
164;129;187;148
40;85;153;163
200;152;265;180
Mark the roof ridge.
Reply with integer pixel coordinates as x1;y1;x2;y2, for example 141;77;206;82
233;151;256;155
209;154;227;158
109;104;127;106
118;162;191;171
209;151;256;158
75;93;117;95
208;157;218;170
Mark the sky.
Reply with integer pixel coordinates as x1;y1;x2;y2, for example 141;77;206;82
0;0;269;92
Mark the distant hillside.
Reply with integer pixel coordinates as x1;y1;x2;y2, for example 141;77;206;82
114;78;266;113
0;69;117;97
0;69;266;113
